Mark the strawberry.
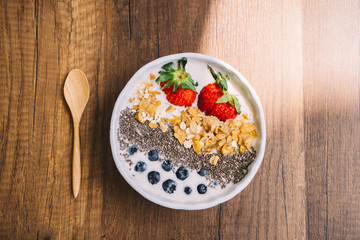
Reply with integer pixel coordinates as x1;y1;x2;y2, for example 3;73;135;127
155;57;198;107
197;66;241;121
197;83;223;114
160;81;197;107
210;102;237;122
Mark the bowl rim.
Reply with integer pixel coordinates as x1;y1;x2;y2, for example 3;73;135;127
110;52;266;210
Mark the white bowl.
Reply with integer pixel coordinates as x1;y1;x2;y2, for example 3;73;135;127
110;53;266;210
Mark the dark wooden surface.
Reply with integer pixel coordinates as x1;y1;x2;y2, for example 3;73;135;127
1;0;359;239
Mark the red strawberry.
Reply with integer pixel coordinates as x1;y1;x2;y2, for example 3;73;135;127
197;83;223;114
160;81;197;107
156;57;198;107
197;66;241;121
209;102;237;122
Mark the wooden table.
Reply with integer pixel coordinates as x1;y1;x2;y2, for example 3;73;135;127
1;0;359;239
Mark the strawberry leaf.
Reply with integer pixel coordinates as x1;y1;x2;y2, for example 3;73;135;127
162;62;175;72
156;73;173;83
232;96;241;114
208;65;218;80
180;78;197;93
216;92;231;103
159;70;168;75
228;99;235;109
178;57;187;71
172;80;181;93
219;76;228;91
161;80;174;90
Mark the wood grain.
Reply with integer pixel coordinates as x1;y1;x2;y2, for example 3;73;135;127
0;1;38;239
303;0;360;239
214;1;306;239
0;0;359;239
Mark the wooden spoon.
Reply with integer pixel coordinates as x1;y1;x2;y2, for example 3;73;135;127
64;69;90;198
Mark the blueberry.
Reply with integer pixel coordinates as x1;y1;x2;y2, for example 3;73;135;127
148;149;159;161
161;160;173;172
162;179;177;194
147;171;160;184
198;168;208;177
128;144;138;155
134;161;146;172
176;167;189;180
184;186;192;195
197;184;207;194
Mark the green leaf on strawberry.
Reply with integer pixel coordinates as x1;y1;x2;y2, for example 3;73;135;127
208;66;241;114
161;62;175;72
208;65;228;91
232;96;241;114
156;57;198;93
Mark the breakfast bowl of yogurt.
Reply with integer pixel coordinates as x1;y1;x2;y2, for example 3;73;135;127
110;53;266;210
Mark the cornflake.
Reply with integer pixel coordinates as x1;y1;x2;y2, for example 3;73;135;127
169;107;257;158
166;105;177;113
209;155;220;166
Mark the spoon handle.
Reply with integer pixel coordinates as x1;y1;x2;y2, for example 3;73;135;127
72;120;81;198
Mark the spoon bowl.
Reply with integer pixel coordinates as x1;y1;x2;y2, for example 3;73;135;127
64;69;90;198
